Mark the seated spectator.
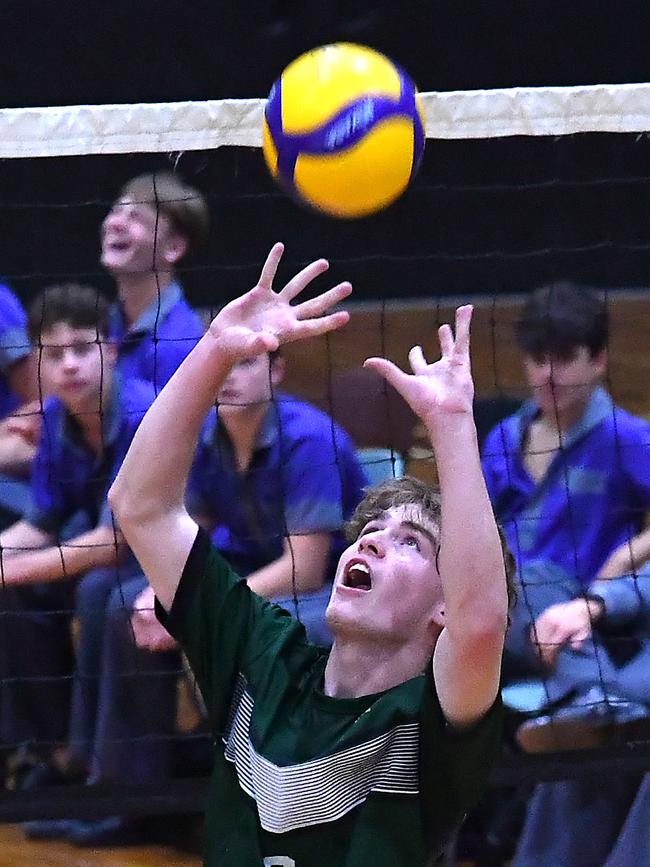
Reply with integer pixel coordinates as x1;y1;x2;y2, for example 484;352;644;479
0;283;39;526
184;350;368;644
107;251;510;867
0;283;155;784
130;352;368;663
482;281;650;688
12;171;209;795
481;281;650;866
101;171;208;391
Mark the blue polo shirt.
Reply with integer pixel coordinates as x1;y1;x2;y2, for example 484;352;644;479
109;281;204;393
0;283;30;420
186;393;367;579
25;376;156;536
482;387;650;587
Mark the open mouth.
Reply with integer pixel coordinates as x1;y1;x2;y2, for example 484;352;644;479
103;236;131;253
343;561;372;592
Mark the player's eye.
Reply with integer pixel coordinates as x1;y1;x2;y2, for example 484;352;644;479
402;534;420;551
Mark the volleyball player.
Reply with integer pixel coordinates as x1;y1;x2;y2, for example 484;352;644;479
109;243;512;866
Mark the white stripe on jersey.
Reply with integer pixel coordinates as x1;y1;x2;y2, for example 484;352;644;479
222;676;420;834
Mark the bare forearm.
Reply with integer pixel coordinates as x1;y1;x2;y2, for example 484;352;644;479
429;414;508;632
1;526;122;585
247;554;320;598
246;534;330;598
110;332;233;521
598;528;650;579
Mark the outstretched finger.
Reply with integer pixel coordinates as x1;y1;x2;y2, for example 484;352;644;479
438;323;454;357
363;357;409;392
256;242;285;291
453;305;473;357
408;345;428;374
280;258;330;303
286;310;350;342
296;282;352;319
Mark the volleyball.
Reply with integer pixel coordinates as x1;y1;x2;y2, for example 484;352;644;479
262;43;425;219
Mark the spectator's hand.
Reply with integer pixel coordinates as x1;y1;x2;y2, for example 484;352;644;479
531;598;604;668
131;584;178;653
363;306;474;429
208;242;352;362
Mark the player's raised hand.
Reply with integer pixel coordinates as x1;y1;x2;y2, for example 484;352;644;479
208;242;352;361
364;306;475;427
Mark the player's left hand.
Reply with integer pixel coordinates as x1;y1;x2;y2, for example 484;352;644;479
364;305;474;428
208;242;352;362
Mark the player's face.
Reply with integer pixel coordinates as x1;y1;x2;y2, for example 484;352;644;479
217;355;283;416
100;197;184;277
327;504;443;643
523;346;606;418
38;323;115;415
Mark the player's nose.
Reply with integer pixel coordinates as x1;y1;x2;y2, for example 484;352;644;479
358;533;385;558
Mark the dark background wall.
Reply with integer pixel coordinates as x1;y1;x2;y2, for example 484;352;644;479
2;2;650;307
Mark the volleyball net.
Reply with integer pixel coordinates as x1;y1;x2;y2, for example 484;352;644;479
1;82;650;823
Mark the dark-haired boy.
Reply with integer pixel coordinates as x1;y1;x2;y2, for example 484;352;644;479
109;244;511;866
482;281;650;693
481;282;650;866
0;283;155;773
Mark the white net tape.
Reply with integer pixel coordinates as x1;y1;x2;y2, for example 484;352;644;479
2;82;650;158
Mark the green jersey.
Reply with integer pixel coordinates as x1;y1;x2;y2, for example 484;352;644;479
158;530;503;867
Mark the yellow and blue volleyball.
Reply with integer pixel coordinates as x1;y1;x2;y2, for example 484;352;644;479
262;43;425;219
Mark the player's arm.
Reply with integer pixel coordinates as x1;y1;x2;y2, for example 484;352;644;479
246;532;331;597
0;523;124;585
109;243;351;612
366;306;509;727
